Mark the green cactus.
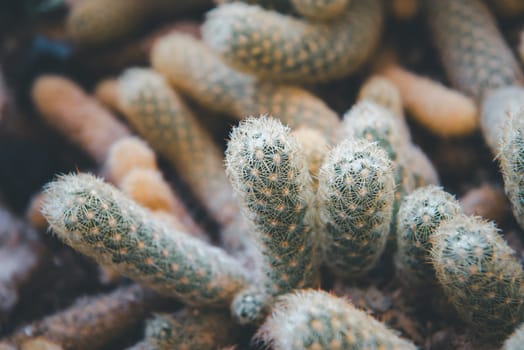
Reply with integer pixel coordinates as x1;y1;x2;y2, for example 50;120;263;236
317;139;395;278
430;214;524;337
116;68;250;254
503;323;524;350
225;116;317;321
150;33;340;144
481;86;524;154
256;289;417;349
202;0;383;83
358;75;404;119
341;101;415;251
396;186;462;287
405;144;440;188
41;173;248;306
144;309;237;350
498;107;524;231
425;0;524;102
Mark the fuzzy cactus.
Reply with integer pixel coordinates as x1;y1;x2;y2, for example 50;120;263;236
143;309;237;350
396;186;462;287
150;33;340;144
202;0;383;83
290;0;350;20
498;107;524;231
225;116;317;321
256;289;417;349
41;173;248;306
405;145;440;187
317;139;395;278
357;75;404;118
425;0;524;102
341;101;415;250
430;214;524;337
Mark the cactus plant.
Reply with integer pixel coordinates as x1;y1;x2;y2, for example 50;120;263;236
225;116;317;321
396;185;462;287
41;173;248;306
256;289;417;349
430;214;524;337
202;0;383;83
150;33;340;143
317;139;395;278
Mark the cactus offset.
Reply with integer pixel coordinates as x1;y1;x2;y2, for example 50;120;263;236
256;289;417;349
42;173;248;306
317;139;395;278
226;116;317;321
202;0;383;83
430;215;524;337
397;186;462;287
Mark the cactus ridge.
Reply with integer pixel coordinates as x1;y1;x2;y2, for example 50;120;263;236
430;215;524;337
397;185;462;286
202;0;383;83
426;0;524;101
226;116;317;295
257;289;417;350
42;173;248;306
318;138;395;277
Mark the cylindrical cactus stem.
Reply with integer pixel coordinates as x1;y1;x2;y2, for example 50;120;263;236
396;186;462;287
425;0;524;102
66;0;211;46
317;139;395;278
291;127;329;191
150;33;340;144
341;101;415;250
144;309;238;350
5;284;160;350
225;116;317;319
430;214;524;338
379;63;479;137
480;86;524;154
357;75;404;119
498;108;524;231
290;0;350;20
203;0;383;83
256;289;417;350
41;173;249;306
405;145;440;187
116;68;243;246
31;75;131;165
503;323;524;350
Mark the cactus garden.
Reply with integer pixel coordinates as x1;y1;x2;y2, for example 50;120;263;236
2;0;524;349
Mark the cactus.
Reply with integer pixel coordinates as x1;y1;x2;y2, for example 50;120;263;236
425;0;524;102
498;107;524;231
341;101;415;250
143;309;237;350
503;323;524;350
357;75;404;119
291;127;329;191
256;289;417;349
225;116;317;321
150;33;340;144
41;173;248;306
202;0;383;83
430;214;524;337
405;145;440;187
66;0;211;46
317;139;395;278
396;186;462;287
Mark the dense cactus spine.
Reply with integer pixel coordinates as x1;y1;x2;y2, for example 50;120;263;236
317;139;395;278
150;33;340;144
396;186;462;287
430;215;524;337
225;116;317;317
257;289;417;350
425;0;524;101
498;108;524;230
357;75;404;119
202;0;383;83
41;173;248;306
